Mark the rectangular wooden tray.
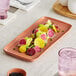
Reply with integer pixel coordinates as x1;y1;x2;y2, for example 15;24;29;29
4;17;72;62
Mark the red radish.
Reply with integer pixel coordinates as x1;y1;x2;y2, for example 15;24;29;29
34;29;38;34
26;48;36;56
40;34;46;40
47;29;54;37
55;26;58;29
34;46;41;52
19;39;26;45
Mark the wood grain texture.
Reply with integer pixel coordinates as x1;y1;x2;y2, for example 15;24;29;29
53;0;76;19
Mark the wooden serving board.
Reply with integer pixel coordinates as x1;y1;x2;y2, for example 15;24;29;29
53;0;76;19
4;17;72;62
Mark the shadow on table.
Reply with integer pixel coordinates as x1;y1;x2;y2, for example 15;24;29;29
54;72;58;76
9;6;18;13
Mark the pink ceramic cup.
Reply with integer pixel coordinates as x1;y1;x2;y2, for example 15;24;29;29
7;68;26;76
0;0;10;19
58;47;76;76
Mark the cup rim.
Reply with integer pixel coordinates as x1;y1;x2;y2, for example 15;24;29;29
58;47;76;58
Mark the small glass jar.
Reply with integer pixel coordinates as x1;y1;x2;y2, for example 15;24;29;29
58;47;76;76
0;0;10;19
